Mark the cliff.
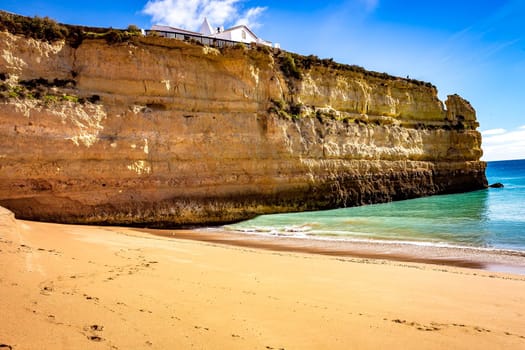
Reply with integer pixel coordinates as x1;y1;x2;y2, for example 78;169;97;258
0;27;487;226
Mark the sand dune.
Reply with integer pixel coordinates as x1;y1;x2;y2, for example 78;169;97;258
1;208;524;349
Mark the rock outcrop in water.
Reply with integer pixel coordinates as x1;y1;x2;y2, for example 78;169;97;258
489;183;504;188
0;21;487;226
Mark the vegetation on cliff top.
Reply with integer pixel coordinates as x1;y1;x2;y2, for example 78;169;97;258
0;10;141;47
277;51;435;89
0;12;68;42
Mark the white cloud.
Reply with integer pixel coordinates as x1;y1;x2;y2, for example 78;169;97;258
142;0;266;31
481;128;507;136
481;125;525;161
235;6;267;29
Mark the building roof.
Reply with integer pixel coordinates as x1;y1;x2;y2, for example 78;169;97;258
220;24;258;39
151;24;201;36
199;17;214;36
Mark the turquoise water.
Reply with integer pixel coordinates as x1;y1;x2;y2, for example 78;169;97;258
225;159;525;251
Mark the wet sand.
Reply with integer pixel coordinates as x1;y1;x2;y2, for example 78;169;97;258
143;227;525;274
1;208;525;349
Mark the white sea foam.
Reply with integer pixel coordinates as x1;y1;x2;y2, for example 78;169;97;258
216;224;525;256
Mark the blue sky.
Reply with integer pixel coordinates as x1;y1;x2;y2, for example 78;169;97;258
2;0;524;160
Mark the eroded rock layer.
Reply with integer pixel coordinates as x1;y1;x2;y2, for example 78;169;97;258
0;31;487;226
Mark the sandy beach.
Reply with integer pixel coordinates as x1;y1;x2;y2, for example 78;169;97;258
1;207;525;349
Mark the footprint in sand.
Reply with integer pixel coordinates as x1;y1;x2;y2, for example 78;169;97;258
40;285;53;295
87;335;104;342
392;319;441;332
85;324;105;342
84;294;100;302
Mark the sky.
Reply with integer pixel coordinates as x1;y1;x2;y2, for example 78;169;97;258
2;0;524;161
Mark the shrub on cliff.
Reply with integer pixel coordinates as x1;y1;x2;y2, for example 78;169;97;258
279;53;302;80
66;26;86;48
103;29;126;44
256;45;271;55
127;24;141;35
0;11;142;47
20;78;76;90
101;28;142;45
0;76;92;106
294;54;319;69
234;42;247;50
0;12;68;42
88;95;101;104
283;49;436;88
0;83;8;100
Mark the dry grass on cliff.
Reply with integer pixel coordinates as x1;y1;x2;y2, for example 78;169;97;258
283;51;436;89
0;11;68;42
0;10;141;47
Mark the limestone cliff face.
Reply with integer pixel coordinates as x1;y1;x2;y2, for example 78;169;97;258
0;31;487;226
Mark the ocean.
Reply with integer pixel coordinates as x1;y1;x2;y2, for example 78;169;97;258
225;159;525;252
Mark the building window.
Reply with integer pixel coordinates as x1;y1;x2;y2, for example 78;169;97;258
242;30;246;40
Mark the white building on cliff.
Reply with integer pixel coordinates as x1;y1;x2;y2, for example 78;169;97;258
151;18;277;48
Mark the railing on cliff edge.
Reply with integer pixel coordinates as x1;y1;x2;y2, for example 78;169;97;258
145;29;241;49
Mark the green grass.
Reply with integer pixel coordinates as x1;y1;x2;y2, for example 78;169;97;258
0;77;92;105
61;94;79;103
